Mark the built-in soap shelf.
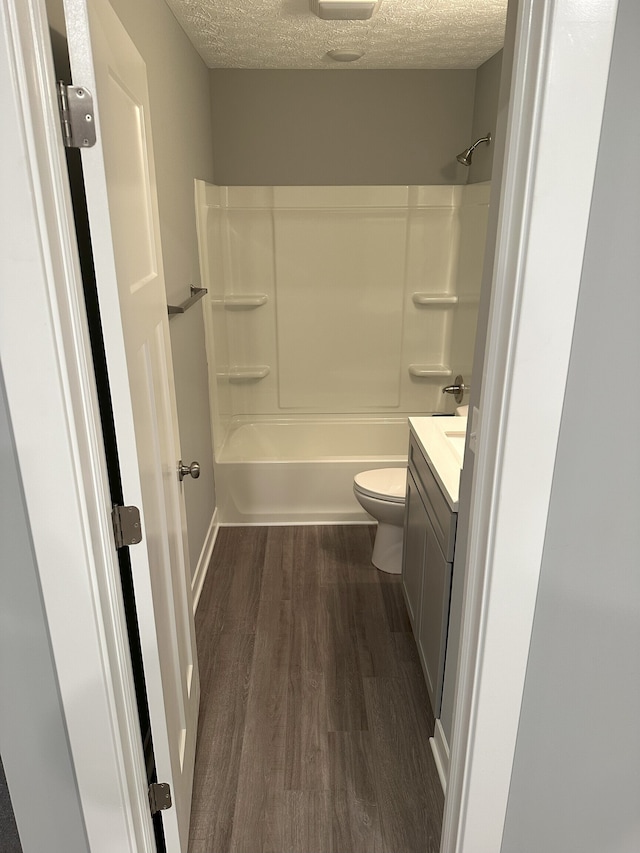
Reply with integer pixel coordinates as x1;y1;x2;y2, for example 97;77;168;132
408;364;453;378
211;294;268;309
412;293;458;306
219;366;270;383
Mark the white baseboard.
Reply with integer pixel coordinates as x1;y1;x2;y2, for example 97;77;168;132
191;508;219;613
430;718;450;795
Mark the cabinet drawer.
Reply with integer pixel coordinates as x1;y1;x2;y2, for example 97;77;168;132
409;433;457;561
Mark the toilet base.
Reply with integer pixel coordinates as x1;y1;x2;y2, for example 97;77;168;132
371;522;404;575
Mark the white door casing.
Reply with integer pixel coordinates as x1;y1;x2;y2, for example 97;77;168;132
63;0;199;849
442;0;619;850
0;1;621;853
1;0;156;850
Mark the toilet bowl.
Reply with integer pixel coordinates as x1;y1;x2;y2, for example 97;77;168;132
353;467;407;574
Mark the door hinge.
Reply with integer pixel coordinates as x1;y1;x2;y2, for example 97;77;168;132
149;782;172;816
111;505;143;549
56;82;96;149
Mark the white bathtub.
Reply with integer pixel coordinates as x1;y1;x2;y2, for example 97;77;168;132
215;417;412;524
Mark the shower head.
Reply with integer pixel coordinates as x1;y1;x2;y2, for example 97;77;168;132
456;147;474;167
456;132;492;166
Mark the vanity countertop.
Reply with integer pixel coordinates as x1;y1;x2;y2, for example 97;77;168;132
409;416;467;510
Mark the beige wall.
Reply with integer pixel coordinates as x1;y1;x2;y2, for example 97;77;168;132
210;69;476;185
468;50;503;184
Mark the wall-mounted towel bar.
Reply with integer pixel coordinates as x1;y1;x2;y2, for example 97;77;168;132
168;285;208;316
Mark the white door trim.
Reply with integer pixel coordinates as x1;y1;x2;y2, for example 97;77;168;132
0;1;620;853
443;1;619;850
0;1;155;851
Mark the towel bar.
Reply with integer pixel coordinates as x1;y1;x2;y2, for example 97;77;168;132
168;285;208;316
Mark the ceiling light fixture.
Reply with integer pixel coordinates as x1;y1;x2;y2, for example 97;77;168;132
327;48;365;61
310;0;381;21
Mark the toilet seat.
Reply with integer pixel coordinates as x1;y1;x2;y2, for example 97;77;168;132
353;467;406;504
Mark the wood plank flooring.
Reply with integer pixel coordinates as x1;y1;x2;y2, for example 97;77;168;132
189;526;444;853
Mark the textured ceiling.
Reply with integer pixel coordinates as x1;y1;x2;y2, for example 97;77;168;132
164;0;508;69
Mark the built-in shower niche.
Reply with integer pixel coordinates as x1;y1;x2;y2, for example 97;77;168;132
195;182;488;522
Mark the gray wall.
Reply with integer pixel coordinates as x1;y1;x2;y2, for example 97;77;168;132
501;1;640;849
0;369;90;853
54;0;218;580
210;69;476;185
439;10;515;745
468;50;503;184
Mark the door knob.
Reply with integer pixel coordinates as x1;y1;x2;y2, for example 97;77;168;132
178;460;200;481
442;375;468;405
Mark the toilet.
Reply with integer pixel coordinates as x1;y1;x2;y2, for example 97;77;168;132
353;467;407;574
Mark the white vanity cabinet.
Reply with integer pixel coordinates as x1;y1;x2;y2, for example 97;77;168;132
402;429;458;717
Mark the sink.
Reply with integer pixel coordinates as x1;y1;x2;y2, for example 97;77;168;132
444;430;466;464
408;417;468;508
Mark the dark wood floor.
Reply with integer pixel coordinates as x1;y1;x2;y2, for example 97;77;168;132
188;525;444;853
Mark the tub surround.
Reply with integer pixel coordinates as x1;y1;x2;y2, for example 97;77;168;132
195;181;487;524
196;183;490;445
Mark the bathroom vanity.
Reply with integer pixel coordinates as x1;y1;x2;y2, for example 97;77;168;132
402;417;465;717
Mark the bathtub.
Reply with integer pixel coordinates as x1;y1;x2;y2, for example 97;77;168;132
215;417;413;524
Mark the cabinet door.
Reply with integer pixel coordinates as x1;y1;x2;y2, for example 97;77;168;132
418;525;453;717
402;470;427;631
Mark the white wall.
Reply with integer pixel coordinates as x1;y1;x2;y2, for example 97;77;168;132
500;0;640;848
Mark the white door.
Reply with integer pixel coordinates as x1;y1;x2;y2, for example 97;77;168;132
62;0;199;849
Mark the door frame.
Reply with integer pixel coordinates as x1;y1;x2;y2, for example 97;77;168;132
442;0;619;849
0;2;619;853
0;0;156;851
